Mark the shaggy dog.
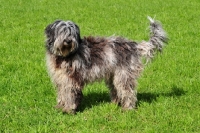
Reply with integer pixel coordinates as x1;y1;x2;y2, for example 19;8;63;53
45;17;168;114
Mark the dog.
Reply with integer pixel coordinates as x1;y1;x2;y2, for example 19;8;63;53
44;16;168;114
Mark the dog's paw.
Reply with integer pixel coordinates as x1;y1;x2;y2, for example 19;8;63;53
54;103;64;109
123;106;137;110
62;107;76;115
122;102;137;110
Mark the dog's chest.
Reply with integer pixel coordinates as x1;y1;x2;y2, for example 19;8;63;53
46;54;70;83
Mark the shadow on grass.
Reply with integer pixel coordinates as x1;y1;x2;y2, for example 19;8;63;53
78;91;110;112
137;86;186;106
78;86;186;112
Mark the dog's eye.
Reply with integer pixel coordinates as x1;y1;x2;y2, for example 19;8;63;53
49;41;53;46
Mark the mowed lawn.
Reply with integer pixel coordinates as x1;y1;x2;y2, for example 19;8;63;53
0;0;200;132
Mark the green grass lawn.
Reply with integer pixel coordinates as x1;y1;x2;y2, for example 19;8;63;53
0;0;200;132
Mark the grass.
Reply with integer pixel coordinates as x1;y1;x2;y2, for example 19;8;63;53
0;0;200;132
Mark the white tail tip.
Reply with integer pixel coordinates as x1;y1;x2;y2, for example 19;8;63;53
147;16;154;23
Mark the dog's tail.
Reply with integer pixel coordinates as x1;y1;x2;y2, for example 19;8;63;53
136;16;168;63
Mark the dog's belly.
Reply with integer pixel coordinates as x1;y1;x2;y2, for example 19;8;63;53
82;64;113;83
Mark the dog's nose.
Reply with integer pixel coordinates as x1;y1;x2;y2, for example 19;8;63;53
56;47;61;53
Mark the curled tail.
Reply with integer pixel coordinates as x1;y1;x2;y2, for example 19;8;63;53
136;16;168;63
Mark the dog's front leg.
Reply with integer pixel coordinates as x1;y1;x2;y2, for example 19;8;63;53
61;87;83;114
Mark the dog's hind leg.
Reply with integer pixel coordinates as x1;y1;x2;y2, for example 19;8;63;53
106;76;120;104
113;69;138;110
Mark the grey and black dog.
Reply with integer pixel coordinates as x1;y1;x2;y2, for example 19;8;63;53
45;17;168;114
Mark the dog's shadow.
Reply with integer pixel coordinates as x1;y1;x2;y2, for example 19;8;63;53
78;86;186;112
78;91;110;112
137;86;186;105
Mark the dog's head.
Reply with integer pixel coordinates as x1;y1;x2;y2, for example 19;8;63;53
45;20;81;57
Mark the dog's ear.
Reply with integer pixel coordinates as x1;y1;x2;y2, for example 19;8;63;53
45;20;61;37
45;23;53;37
45;20;62;46
73;23;82;44
45;23;54;48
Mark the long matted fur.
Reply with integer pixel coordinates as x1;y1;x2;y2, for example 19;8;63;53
44;17;168;114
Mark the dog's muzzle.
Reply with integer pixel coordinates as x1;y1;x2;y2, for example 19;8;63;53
53;39;76;57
